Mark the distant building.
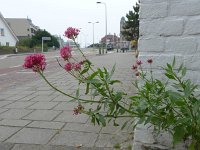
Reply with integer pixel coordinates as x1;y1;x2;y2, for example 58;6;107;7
119;17;130;50
0;12;18;46
120;17;126;42
5;17;39;39
100;34;120;48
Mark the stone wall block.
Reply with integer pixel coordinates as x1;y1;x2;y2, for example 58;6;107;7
184;56;200;71
140;19;184;37
140;2;168;19
170;0;200;16
184;18;200;35
166;37;197;54
138;37;165;52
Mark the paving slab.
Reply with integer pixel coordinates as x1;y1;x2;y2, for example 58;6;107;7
0;109;33;120
0;143;14;150
53;102;77;111
49;130;98;147
27;102;59;110
23;110;61;121
0;101;13;108
54;111;89;123
51;95;68;102
0;126;21;141
0;119;31;127
0;108;8;114
63;122;102;133
0;94;13;100
33;91;55;96
17;94;36;101
4;101;36;109
6;128;56;144
95;133;133;148
27;121;65;130
5;95;29;101
11;144;104;150
30;95;57;102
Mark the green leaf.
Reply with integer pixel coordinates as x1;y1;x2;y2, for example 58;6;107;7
172;56;176;67
88;71;98;80
80;60;91;75
80;67;89;75
165;73;176;80
86;79;101;84
98;68;104;78
96;113;106;126
110;64;116;78
182;67;187;76
178;64;183;73
85;83;90;95
167;63;173;71
188;140;196;150
110;80;120;85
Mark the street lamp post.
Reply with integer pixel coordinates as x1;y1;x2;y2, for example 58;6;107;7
88;21;99;51
97;1;107;53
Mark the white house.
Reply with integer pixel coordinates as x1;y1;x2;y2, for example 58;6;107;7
0;12;18;46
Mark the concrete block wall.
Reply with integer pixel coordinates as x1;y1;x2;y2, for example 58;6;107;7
134;0;200;149
138;0;200;84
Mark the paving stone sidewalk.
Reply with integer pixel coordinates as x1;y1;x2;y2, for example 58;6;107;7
0;52;136;150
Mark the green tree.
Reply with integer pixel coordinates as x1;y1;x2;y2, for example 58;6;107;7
17;38;32;47
31;30;60;48
121;2;139;41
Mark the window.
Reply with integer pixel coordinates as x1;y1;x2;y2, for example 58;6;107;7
27;29;29;31
6;42;9;46
0;28;4;36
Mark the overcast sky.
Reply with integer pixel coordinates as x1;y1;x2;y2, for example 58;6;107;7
1;0;137;47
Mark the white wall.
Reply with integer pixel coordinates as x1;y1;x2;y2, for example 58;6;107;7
0;18;17;46
139;0;200;84
134;0;200;149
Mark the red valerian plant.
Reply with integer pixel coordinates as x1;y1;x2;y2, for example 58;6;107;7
23;27;200;150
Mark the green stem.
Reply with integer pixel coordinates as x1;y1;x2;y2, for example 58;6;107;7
38;70;101;103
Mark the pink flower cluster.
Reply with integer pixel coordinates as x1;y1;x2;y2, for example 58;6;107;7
59;44;83;72
60;46;72;60
23;54;46;72
64;61;83;72
132;58;153;76
64;27;80;39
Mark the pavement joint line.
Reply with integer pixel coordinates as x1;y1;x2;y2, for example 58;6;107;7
2;118;35;143
9;65;21;69
20;109;35;120
46;121;67;145
0;73;7;77
51;110;64;122
24;101;38;109
8;143;15;150
0;101;15;108
51;101;62;110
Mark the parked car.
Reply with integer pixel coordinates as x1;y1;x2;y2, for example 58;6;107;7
106;43;114;51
